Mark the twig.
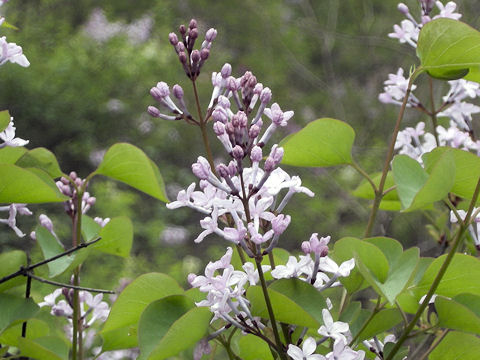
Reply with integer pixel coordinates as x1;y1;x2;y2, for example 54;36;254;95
26;272;114;294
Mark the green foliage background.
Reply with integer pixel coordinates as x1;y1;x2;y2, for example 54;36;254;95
1;0;480;291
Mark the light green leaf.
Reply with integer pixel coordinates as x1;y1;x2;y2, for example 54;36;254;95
414;254;480;299
17;336;69;360
354;309;403;341
247;285;319;328
95;143;168;202
430;332;480;360
423;147;480;202
101;273;184;351
81;215;101;242
0;110;10;132
0;319;50;347
280;118;355;167
15;148;63;178
35;226;74;278
269;278;327;324
0;294;39;334
94;217;133;257
0;164;68;203
417;18;480;82
0;146;28;164
436;296;480;334
0;250;27;293
138;295;211;360
238;335;274;360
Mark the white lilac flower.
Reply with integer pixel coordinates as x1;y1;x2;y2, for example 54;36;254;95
378;68;418;107
433;1;462;20
388;19;419;47
271;255;312;279
317;309;350;343
287;337;325;360
0;118;29;148
326;339;365;360
437;101;480;131
0;203;32;237
0;36;30;67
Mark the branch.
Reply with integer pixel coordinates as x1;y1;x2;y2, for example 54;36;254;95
26;272;114;294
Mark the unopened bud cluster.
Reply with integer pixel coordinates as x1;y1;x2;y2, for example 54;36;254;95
56;171;96;217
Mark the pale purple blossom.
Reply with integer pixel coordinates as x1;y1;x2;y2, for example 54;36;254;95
0;118;29;148
0;36;30;67
318;309;350;344
0;203;32;237
287;337;325;360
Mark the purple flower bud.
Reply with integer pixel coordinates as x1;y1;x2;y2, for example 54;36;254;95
176;42;185;52
249;124;260;139
232;145;244;159
216;163;230;178
269;145;284;163
227;161;237;176
320;246;329;257
419;0;435;14
189;28;198;40
150;86;164;101
217;96;231;109
39;214;54;232
397;3;409;15
156;82;170;97
69;171;77;180
240;71;252;87
191;49;200;63
212;108;228;123
172;84;184;99
271;214;291;235
205;28;217;42
60;177;70;185
87;196;96;206
147;105;161;117
189;19;197;30
169;32;179;46
221;63;232;78
253;83;264;95
75;178;83;187
226;76;238;91
200;48;209;60
225;122;235;135
237;111;248;128
187;273;197;285
179;52;187;64
260;87;272;104
301;241;311;254
192;157;211;180
264;157;276;172
30;231;36;240
179;24;186;35
213;121;226;136
251;147;262;163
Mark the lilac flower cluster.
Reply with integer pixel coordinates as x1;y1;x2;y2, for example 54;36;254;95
56;172;96;217
0;1;29;67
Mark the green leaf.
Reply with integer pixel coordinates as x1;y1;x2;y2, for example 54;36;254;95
95;143;168;202
269;278;327;324
352;172;401;211
15;148;63;178
81;215;101;242
0;319;50;347
101;273;184;351
0;250;27;293
414;254;480;299
392;152;454;211
138;295;211;360
17;336;69;360
430;332;480;360
423;147;480;202
0;294;39;334
35;226;74;278
238;335;274;360
94;217;133;257
0;110;11;132
247;285;319;328
280;118;355;167
436;296;480;334
454;293;480;317
0;164;68;203
417;18;480;82
0;146;28;164
354;309;403;341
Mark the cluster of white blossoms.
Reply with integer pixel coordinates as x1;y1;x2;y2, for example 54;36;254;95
0;1;29;67
380;1;480;161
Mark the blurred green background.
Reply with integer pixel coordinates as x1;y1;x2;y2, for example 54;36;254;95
1;0;480;294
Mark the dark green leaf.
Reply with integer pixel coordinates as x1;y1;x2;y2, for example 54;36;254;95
0;294;39;334
0;250;27;293
436;296;480;334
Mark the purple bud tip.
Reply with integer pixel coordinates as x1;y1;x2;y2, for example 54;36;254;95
192;157;211;180
217;96;231;109
69;171;77;180
249;124;260;139
227;161;237;176
189;19;197;30
169;32;179;45
221;63;232;78
189;28;198;40
264;157;276;172
250;146;262;162
253;83;264;94
319;246;329;257
212;108;228;123
213;121;226;135
179;52;187;64
200;48;209;60
191;49;200;63
179;24;186;35
232;145;244;159
397;3;409;15
156;82;170;97
237;111;248;127
260;87;272;104
147;105;161;117
226;76;239;91
301;241;311;254
87;197;96;206
205;28;217;42
225;122;235;135
187;273;196;285
216;163;230;178
172;84;184;99
61;177;70;185
176;42;185;52
150;87;163;101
